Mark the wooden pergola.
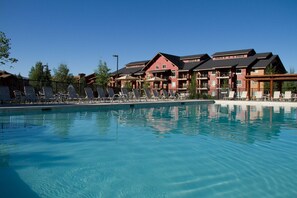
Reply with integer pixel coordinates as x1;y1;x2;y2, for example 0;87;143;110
245;74;297;100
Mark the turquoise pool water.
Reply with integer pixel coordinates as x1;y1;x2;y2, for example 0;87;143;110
0;104;297;197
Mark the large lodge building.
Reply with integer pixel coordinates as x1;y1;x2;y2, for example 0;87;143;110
110;49;287;97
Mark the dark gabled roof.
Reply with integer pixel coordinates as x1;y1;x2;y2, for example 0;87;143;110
237;56;258;68
194;57;257;71
134;70;145;75
110;67;127;76
110;66;143;76
159;52;183;68
253;52;272;59
143;52;183;71
126;60;149;67
180;60;207;71
212;49;255;57
195;59;238;71
180;54;210;61
252;55;278;69
121;66;143;75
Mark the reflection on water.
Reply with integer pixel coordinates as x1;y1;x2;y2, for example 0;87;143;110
0;104;297;197
0;104;296;145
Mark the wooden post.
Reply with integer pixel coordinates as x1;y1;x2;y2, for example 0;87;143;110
247;79;250;100
270;79;273;100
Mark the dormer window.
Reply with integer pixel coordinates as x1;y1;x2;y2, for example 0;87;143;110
162;64;166;69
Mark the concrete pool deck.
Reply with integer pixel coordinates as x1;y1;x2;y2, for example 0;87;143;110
214;100;297;107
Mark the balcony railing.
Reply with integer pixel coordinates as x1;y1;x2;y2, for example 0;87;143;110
197;74;209;79
177;74;189;80
216;73;230;78
196;85;209;90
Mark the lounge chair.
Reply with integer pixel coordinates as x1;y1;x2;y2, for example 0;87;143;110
96;87;108;102
43;86;58;103
152;89;163;100
24;86;38;103
144;88;154;100
13;90;25;103
239;91;247;100
121;88;130;101
162;90;175;100
84;87;96;103
255;91;264;101
132;89;146;101
272;91;281;101
224;91;235;100
67;84;81;102
0;86;12;104
169;90;180;99
106;87;123;102
283;91;292;101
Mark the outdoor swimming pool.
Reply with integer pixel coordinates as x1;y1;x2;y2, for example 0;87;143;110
0;103;297;197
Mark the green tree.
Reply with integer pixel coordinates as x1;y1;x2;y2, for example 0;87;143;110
28;62;52;90
265;64;276;74
95;60;110;88
53;64;75;92
283;68;297;93
0;31;18;67
53;64;74;82
264;64;278;92
53;64;74;92
189;73;197;99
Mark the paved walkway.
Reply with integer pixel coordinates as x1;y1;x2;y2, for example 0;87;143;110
215;100;297;107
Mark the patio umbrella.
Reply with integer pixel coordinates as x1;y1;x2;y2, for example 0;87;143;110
116;75;138;81
146;76;167;82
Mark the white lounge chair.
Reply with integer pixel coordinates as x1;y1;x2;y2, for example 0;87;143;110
255;91;264;101
224;91;235;100
239;91;247;100
272;91;281;101
283;91;292;101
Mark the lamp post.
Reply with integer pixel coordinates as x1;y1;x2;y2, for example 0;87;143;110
113;54;119;87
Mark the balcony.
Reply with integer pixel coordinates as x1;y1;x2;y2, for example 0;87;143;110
196;85;209;90
216;72;230;79
177;83;188;90
197;74;209;80
177;74;189;80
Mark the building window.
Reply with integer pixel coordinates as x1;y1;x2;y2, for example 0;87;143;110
162;64;166;69
236;69;241;74
211;71;216;76
156;66;159;69
171;70;176;78
237;80;242;87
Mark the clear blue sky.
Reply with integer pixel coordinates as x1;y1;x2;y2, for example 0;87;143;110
1;0;297;77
